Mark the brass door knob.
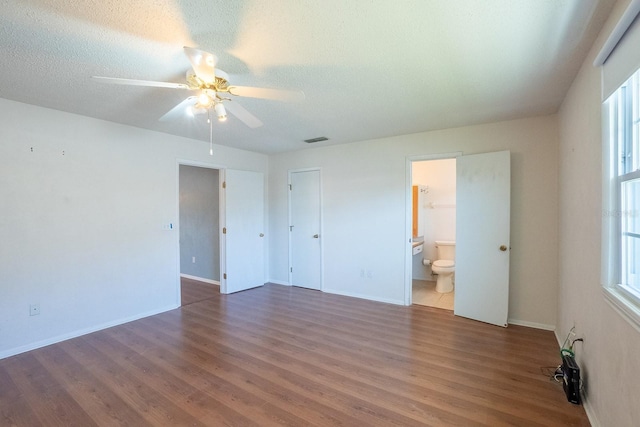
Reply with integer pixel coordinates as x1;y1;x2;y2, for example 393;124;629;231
499;245;508;251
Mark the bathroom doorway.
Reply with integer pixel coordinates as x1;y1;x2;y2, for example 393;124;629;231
406;150;511;327
411;158;456;311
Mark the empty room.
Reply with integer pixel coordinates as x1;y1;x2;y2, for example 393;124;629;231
1;1;639;425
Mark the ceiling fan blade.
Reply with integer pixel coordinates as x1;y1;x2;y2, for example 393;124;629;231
224;101;263;128
92;76;188;89
159;96;200;122
227;85;305;102
183;46;218;85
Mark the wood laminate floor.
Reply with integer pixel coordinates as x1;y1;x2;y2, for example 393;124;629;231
0;284;589;426
181;277;218;306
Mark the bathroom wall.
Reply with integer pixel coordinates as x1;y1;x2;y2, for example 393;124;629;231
412;159;456;280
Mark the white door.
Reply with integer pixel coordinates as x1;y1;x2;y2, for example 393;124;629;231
221;169;265;294
455;151;511;327
289;170;322;290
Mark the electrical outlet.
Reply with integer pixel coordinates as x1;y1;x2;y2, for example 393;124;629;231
29;304;40;316
367;270;373;279
192;256;196;263
360;269;365;278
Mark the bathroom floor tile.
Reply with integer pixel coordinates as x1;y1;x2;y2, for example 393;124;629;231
412;279;454;311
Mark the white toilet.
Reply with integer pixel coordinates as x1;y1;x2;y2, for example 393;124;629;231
432;240;455;293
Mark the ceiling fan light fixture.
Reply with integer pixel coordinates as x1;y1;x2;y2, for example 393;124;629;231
94;46;288;154
214;103;227;121
198;93;212;108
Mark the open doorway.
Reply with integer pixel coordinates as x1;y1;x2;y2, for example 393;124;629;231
411;158;456;310
178;164;220;306
407;150;511;327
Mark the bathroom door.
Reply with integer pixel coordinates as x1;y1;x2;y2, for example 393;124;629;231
220;169;265;294
455;151;510;327
289;169;322;290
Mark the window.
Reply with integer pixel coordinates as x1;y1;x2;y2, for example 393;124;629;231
603;67;640;327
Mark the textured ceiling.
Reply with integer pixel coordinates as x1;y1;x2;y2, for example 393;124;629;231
0;0;617;154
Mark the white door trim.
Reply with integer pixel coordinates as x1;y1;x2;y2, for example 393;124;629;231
219;168;228;293
404;152;462;305
288;167;323;290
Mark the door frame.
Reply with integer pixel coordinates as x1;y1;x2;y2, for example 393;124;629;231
175;159;226;303
288;167;324;289
404;152;462;305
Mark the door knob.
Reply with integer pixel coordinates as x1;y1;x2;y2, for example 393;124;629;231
259;233;264;237
313;234;319;238
499;245;507;251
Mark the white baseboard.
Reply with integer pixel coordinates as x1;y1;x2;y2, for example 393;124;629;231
268;282;402;305
582;398;600;427
323;288;404;305
180;274;219;286
554;330;563;347
507;318;556;331
0;303;179;360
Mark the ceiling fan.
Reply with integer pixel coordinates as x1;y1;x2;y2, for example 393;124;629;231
92;46;304;132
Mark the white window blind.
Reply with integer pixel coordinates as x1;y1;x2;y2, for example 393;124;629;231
595;0;640;100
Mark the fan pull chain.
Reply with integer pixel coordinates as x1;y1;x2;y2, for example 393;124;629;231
208;109;213;156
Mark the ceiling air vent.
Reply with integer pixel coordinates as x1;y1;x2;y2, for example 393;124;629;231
304;136;329;143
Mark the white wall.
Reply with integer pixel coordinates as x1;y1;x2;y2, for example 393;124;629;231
557;0;640;424
0;98;267;358
269;116;559;327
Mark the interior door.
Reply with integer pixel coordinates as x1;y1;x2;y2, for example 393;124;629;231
221;169;265;294
289;169;322;290
455;151;511;327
